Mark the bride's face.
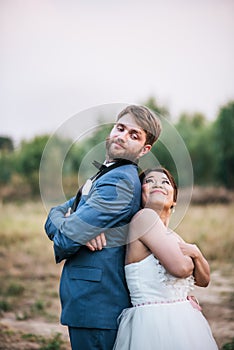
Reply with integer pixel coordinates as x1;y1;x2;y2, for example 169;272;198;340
141;171;176;211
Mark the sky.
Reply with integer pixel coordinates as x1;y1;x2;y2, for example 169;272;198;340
1;0;234;145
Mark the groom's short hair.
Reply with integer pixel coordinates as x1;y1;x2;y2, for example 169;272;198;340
117;105;162;146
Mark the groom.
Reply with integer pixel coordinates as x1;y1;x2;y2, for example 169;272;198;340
45;105;161;349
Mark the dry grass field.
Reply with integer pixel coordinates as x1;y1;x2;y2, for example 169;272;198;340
0;201;233;349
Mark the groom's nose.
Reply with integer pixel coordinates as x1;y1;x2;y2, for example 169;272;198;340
117;130;129;142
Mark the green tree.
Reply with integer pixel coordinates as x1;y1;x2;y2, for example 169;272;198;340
0;136;14;153
175;112;215;185
68;122;112;176
0;136;14;184
213;100;234;188
144;96;170;119
0;155;13;184
143;97;178;178
16;135;50;194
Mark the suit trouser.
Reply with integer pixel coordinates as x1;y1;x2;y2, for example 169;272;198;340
68;327;117;350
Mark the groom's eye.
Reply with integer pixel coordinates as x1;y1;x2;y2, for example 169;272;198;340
130;132;139;140
116;124;124;132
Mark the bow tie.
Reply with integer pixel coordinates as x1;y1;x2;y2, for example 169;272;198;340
92;160;107;171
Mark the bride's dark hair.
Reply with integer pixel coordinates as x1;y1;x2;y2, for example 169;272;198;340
139;167;178;203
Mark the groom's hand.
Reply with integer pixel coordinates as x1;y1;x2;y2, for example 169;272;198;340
65;208;106;251
86;233;107;251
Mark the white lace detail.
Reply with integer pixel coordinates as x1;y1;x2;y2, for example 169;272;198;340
154;258;195;295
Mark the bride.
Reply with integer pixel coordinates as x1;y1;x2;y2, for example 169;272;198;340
113;167;218;350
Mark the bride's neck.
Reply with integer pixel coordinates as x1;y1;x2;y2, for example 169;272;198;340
155;208;170;227
144;204;171;227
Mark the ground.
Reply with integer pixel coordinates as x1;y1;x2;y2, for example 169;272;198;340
0;265;233;350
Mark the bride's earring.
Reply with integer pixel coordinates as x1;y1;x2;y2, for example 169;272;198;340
171;207;175;214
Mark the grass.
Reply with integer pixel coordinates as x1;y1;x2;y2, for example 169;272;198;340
222;338;234;350
176;203;234;263
22;332;66;350
0;200;233;348
0;201;61;321
0;325;67;350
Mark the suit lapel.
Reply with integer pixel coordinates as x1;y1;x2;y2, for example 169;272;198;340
71;159;138;212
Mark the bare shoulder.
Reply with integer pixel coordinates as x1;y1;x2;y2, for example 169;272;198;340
130;208;161;229
131;208;159;224
128;208;162;242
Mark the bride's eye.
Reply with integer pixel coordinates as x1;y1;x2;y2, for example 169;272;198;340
144;178;154;184
162;180;170;185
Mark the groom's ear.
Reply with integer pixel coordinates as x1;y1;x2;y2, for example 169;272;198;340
139;144;151;158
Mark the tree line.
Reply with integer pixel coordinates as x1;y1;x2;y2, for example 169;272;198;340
0;98;234;198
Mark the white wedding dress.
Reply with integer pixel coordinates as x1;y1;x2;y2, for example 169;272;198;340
113;254;218;350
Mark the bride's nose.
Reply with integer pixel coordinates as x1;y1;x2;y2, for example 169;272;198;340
152;180;162;188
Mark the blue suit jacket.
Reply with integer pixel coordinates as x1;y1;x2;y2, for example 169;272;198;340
45;163;141;329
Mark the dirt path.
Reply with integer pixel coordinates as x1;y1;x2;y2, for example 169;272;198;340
0;267;233;349
193;268;234;349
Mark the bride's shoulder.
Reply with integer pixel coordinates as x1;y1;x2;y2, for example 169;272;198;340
132;208;159;221
130;208;161;235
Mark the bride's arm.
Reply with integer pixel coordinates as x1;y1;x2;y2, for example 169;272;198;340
178;242;210;287
129;209;194;278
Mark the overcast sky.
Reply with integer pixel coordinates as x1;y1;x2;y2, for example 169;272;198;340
1;0;234;144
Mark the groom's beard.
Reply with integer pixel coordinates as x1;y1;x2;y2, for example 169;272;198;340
105;137;142;162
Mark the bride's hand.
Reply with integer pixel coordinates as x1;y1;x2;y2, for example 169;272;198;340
86;232;107;251
178;242;200;259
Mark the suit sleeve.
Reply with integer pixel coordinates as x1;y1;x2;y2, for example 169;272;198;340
44;197;82;263
45;171;139;252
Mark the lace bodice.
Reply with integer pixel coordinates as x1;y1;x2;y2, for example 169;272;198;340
125;254;194;306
